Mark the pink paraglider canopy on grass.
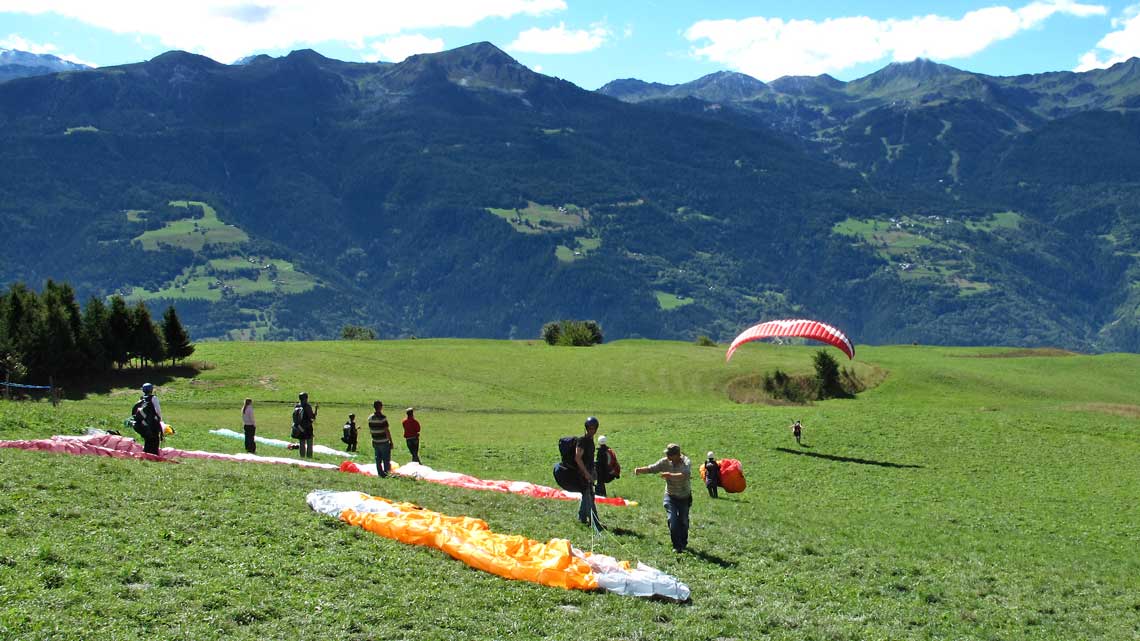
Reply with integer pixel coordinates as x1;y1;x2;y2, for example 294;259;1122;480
726;318;854;361
339;460;636;507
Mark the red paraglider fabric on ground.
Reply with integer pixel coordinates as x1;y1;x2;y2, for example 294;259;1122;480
339;460;636;506
700;458;746;493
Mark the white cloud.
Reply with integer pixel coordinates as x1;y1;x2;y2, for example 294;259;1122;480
0;0;566;63
507;22;609;54
684;1;1107;80
0;32;95;66
1075;3;1140;70
364;34;445;63
1;33;58;54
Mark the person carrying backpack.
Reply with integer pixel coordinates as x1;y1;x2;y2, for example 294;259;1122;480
594;435;620;497
703;451;721;498
132;382;163;456
341;413;358;452
241;398;256;454
292;392;318;458
573;417;602;528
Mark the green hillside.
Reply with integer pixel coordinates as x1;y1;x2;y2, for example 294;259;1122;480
2;340;1137;640
3;45;1139;349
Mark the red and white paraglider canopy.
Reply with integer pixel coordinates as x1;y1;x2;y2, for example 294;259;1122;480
726;319;855;361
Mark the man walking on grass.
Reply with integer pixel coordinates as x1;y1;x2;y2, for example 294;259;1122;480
635;443;692;553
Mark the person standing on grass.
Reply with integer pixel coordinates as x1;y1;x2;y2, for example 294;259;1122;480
791;419;803;446
342;413;358;453
134;382;164;456
241;398;256;454
575;417;601;527
703;451;720;498
368;400;393;477
634;443;692;553
295;392;318;459
594;435;618;497
402;407;421;463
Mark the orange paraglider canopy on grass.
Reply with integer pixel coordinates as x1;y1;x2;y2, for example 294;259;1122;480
701;458;746;493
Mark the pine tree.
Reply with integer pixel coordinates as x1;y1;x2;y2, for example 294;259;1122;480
106;296;133;368
81;297;112;372
41;280;83;377
4;283;48;380
161;306;194;365
130;302;166;367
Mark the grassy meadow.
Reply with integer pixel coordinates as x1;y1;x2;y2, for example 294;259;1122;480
1;340;1138;640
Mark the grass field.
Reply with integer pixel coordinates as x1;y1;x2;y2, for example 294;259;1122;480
832;213;1016;295
135;201;249;252
127;257;318;302
488;202;588;234
1;340;1138;640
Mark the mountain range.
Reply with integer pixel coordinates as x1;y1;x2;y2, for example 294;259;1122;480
1;43;1138;351
0;48;91;83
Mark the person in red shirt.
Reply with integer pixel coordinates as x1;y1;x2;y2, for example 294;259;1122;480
402;407;422;463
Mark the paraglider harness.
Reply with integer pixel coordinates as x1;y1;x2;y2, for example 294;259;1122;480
552;435;605;532
291;404;306;439
131;395;161;439
553;436;585;492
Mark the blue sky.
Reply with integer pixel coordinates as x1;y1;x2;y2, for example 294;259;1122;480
2;1;1139;89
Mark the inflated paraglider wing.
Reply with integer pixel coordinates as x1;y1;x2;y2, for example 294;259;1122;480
725;319;854;361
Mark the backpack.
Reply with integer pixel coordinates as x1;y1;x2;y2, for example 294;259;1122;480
341;422;355;445
131;396;158;438
291;404;305;439
558;435;578;466
553;436;584;492
605;448;621;481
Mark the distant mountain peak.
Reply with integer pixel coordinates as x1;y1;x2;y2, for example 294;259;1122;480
390;41;538;92
770;73;846;94
0;48;92;83
147;50;224;70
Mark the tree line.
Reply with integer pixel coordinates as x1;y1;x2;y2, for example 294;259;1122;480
0;280;194;385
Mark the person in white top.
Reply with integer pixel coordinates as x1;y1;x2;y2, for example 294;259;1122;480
241;398;256;454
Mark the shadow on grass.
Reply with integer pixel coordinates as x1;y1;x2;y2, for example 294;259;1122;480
606;526;644;539
61;364;203;400
774;447;924;469
686;548;736;568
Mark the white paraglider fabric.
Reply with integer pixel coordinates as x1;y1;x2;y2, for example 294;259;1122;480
210;428;356;457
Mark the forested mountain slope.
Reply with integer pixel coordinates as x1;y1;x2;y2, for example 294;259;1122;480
2;44;1138;350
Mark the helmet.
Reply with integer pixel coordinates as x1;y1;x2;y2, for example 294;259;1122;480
584;416;599;429
298;392;308;400
142;383;154;394
598;435;607;446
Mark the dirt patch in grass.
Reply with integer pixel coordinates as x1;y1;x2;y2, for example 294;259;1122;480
958;348;1079;358
1066;403;1140;419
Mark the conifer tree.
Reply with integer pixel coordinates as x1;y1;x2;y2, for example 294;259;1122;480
106;296;134;368
41;280;83;376
161;305;194;365
81;297;112;372
130;302;166;367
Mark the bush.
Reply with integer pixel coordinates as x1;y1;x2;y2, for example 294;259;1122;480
695;335;717;347
814;350;853;399
541;320;603;346
540;321;562;345
340;325;377;340
762;369;815;403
